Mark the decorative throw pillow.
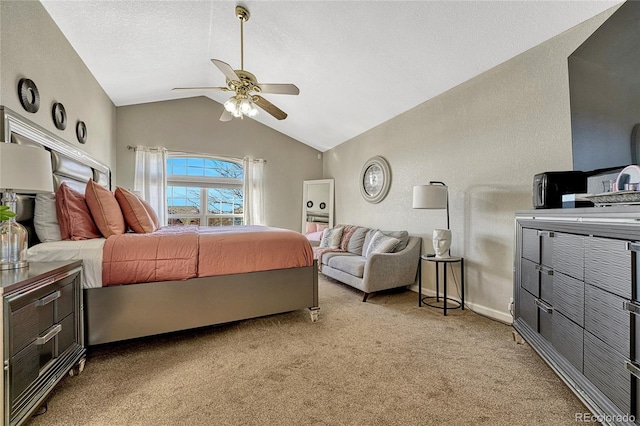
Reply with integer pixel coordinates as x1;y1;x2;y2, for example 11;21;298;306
305;222;317;234
85;180;126;238
34;192;62;242
115;187;157;234
55;182;102;240
319;227;344;249
365;230;400;258
137;196;160;229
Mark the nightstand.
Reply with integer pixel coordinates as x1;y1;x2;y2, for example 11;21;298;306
419;255;465;316
0;260;85;426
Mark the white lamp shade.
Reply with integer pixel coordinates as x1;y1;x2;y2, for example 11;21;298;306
412;184;447;209
0;143;53;193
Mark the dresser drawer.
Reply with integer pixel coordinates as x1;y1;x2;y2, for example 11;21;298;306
553;272;584;327
585;237;631;299
521;258;539;297
522;228;540;263
552;311;584;373
518;288;537;332
584;331;631;415
552;233;584;280
584;284;628;356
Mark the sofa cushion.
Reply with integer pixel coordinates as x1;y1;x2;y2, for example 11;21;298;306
346;226;370;255
327;254;366;278
365;230;400;258
384;230;409;252
321;251;355;265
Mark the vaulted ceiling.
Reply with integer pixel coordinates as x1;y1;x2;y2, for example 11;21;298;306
41;0;621;152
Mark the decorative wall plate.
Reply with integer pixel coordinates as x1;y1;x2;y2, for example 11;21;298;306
18;78;40;113
306;201;313;208
319;202;326;210
52;102;67;130
359;156;391;203
76;121;87;144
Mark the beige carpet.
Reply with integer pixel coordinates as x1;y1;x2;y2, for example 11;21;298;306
29;275;585;426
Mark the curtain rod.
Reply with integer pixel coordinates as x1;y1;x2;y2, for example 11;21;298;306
127;145;266;163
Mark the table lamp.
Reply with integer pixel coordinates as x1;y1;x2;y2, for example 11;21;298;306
412;181;451;258
0;142;53;269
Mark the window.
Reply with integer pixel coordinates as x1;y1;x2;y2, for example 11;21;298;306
166;156;244;226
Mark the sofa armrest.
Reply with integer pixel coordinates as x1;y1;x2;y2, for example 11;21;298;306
361;236;421;293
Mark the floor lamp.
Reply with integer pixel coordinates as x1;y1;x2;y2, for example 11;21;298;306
0;142;53;269
412;181;451;258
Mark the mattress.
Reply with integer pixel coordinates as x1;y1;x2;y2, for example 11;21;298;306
27;239;105;289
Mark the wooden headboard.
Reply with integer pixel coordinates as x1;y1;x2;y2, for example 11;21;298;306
0;106;111;245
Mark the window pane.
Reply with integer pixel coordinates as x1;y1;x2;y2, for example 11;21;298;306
167;186;201;214
208;217;241;226
169;217;200;226
207;188;243;215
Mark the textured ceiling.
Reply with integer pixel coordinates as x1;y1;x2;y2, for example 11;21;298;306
40;0;621;152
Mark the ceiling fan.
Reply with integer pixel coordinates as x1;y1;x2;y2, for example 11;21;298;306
173;5;299;121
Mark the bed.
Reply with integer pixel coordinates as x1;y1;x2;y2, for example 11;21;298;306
1;106;319;346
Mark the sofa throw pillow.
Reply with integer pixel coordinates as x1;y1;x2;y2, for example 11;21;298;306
34;192;62;242
319;227;344;249
85;180;126;238
365;230;400;258
115;187;157;234
55;182;102;241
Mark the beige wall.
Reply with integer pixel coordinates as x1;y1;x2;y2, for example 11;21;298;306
324;9;618;322
0;1;116;178
116;97;323;230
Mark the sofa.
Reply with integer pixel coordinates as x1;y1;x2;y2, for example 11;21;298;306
313;225;421;301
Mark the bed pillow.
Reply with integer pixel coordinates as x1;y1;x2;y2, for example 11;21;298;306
115;187;157;233
365;230;400;258
138;196;160;229
319;227;343;249
85;180;126;238
55;182;102;240
34;192;62;242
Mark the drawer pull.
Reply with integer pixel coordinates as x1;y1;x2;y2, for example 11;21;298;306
623;301;640;315
537;231;555;238
36;290;61;307
35;324;62;345
626;360;640;379
534;265;554;276
627;242;640;252
534;299;553;314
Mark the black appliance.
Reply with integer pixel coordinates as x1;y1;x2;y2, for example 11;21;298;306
533;171;587;209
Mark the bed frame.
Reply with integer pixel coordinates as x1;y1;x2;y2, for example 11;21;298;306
1;106;319;346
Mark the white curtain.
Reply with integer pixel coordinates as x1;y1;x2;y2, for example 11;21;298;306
243;158;265;225
133;146;167;226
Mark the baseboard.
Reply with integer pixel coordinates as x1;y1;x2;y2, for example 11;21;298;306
409;284;513;325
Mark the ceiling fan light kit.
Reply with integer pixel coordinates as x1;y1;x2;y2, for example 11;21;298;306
172;5;299;122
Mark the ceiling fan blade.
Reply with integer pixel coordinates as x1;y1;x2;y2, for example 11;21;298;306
253;96;287;120
220;110;233;122
172;87;229;92
211;59;240;82
257;83;300;95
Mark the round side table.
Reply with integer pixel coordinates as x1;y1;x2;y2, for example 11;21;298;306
418;255;465;316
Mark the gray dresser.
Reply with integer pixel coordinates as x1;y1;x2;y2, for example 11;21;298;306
514;207;640;425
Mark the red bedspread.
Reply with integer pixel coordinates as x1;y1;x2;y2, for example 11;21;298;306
102;225;314;286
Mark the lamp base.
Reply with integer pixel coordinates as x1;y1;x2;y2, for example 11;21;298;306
0;260;28;270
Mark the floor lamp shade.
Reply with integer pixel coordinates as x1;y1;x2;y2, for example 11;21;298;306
412;184;447;210
413;182;451;258
0;142;53;269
